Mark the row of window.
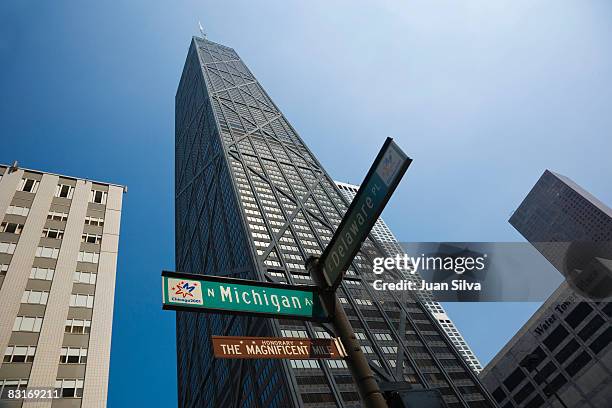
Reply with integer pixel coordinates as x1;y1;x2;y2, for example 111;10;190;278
13;315;94;333
19;178;107;205
0;378;84;399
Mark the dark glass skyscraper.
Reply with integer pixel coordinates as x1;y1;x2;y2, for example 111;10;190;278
175;36;496;408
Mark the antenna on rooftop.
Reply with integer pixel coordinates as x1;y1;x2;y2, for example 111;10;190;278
198;21;207;39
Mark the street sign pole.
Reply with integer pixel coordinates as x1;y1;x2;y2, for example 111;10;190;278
307;257;389;408
308;137;412;408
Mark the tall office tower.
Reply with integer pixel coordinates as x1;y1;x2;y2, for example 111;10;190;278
0;164;124;407
335;181;483;373
175;36;496;408
480;170;611;408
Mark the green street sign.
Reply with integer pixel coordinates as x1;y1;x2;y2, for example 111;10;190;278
161;271;328;321
320;137;411;289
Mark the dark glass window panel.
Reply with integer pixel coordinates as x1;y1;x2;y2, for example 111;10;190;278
554;339;580;363
602;303;612;318
589;327;611;354
514;382;535;404
578;315;604;341
503;368;525;392
564;303;592;328
62;387;75;398
543;374;567;396
565;351;592;377
525;394;544;408
543;325;569;351
12;355;26;363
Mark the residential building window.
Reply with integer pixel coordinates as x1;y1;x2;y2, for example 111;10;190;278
3;346;36;363
6;206;29;217
55;379;84;398
90;190;107;204
77;251;99;263
41;228;64;239
65;319;91;334
69;294;94;308
0;242;16;254
55;184;74;199
81;233;102;244
21;290;49;305
12;316;43;332
36;246;59;259
59;347;87;364
84;216;104;226
0;264;8;276
19;179;39;193
47;211;68;222
73;271;96;285
0;222;23;234
30;267;54;281
0;379;28;399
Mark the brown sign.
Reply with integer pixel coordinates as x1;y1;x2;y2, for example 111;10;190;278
211;336;347;359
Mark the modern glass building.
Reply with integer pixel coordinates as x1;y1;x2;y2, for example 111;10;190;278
175;36;497;408
335;181;483;373
481;170;612;408
0;163;124;407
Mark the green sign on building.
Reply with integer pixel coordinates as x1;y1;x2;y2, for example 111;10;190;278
161;271;328;321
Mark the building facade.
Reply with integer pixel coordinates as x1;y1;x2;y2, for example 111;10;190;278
335;181;483;373
480;170;612;407
175;36;496;408
0;164;124;407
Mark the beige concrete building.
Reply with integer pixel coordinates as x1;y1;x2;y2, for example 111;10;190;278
0;163;124;407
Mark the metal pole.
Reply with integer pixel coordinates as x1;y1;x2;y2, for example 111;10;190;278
307;257;389;408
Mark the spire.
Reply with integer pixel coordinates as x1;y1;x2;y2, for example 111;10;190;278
198;21;207;39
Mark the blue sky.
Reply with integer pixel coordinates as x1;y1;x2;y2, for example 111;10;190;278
1;1;611;406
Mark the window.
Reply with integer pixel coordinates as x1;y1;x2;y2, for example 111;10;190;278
41;228;64;239
81;233;102;244
289;359;320;369
47;211;68;222
19;178;39;193
0;242;16;254
65;319;91;334
84;216;104;226
543;325;569;351
36;246;59;259
0;222;24;234
565;351;592;376
70;294;94;308
21;290;49;305
503;368;525;392
55;184;74;199
59;347;87;364
73;271;96;285
30;267;54;281
578;315;604;341
0;379;28;399
77;251;99;263
589;327;612;354
3;346;36;363
90;190;107;204
565;303;593;328
55;379;84;398
1;264;8;276
326;359;348;368
13;316;43;332
6;206;30;217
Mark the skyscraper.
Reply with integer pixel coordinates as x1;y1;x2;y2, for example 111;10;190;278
0;163;124;407
335;181;483;373
480;170;612;407
175;36;496;408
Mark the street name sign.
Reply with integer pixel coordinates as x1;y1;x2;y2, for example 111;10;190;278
161;270;328;321
320;137;411;289
211;335;347;359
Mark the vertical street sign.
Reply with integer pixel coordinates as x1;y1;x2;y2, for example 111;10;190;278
320;137;411;289
161;271;328;321
211;336;347;359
